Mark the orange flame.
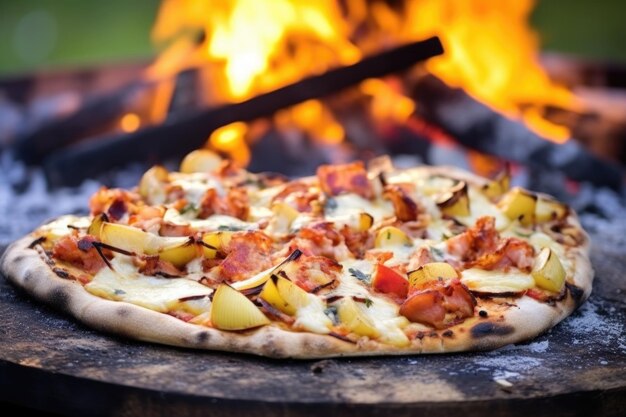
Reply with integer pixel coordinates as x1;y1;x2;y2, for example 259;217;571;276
148;0;574;160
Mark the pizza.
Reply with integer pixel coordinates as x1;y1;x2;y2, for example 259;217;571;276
0;150;592;358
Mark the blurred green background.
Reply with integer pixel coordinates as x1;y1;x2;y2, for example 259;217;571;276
0;0;624;76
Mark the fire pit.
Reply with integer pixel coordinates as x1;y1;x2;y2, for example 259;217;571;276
0;0;625;415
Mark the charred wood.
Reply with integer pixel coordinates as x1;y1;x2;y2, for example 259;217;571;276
410;74;623;189
43;37;444;186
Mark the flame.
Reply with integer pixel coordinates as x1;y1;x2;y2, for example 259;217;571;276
120;113;141;133
149;0;574;160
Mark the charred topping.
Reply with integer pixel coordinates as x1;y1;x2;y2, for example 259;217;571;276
178;294;210;302
328;332;356;344
52;267;71;279
325;295;344;303
310;279;336;294
28;236;46;249
479;310;488;318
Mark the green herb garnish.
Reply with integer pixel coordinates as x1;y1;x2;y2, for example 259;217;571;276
348;268;371;284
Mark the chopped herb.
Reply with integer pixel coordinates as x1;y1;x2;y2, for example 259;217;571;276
217;224;245;231
179;204;198;215
325;198;338;211
114;289;126;295
324;306;338;325
430;246;445;261
348;268;371;284
386;231;391;240
363;298;373;308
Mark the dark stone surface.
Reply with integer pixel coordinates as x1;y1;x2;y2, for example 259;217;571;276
0;245;624;417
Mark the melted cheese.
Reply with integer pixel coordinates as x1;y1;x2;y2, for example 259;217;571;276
169;172;224;206
328;193;394;223
40;216;90;238
85;257;212;313
461;268;534;293
294;295;332;334
163;208;257;231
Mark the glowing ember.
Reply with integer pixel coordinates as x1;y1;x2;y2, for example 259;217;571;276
149;0;575;160
120;113;141;133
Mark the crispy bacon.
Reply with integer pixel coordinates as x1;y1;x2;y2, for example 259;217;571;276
52;235;108;275
339;226;371;258
316;161;373;199
285;222;353;261
468;237;535;272
217;231;273;282
383;184;419;221
271;180;319;213
136;255;184;278
285;254;342;292
400;279;475;329
446;216;499;260
198;187;249;220
89;187;141;218
447;216;535;272
160;222;193;237
407;247;433;271
364;250;394;264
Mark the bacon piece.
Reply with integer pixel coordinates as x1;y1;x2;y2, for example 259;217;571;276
160;222;193;237
469;237;535;272
89;187;141;218
400;279;475;329
316;161;373;199
286;222;353;261
383;184;419;221
339;226;370;258
446;216;500;260
407;247;433;271
136;255;184;278
271;180;319;213
364;250;394;264
198;187;249;220
52;235;108;275
217;231;273;282
285;254;342;292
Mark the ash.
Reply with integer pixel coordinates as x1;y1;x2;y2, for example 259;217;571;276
0;153;144;246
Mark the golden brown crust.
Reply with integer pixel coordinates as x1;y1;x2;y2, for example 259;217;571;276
0;166;593;359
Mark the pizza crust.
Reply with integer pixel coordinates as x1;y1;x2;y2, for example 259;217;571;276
1;225;592;359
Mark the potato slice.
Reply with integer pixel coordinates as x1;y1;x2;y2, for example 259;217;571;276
210;284;270;330
158;238;199;268
259;276;310;316
337;297;379;338
436;181;470;217
482;165;510;199
408;262;458;289
201;231;234;258
535;196;569;223
268;202;300;234
374;226;412;248
87;214;108;239
497;187;537;226
180;149;222;174
100;222;191;259
138;165;169;205
532;247;566;293
358;212;374;231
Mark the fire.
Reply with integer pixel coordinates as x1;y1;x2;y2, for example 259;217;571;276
149;0;574;161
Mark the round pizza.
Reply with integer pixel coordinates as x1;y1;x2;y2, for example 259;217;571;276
0;151;592;358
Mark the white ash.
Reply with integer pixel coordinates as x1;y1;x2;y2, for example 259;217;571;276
564;301;626;352
0;153;143;246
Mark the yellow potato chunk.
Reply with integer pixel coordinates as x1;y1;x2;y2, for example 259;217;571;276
337;297;379;338
138;165;169;205
201;231;233;258
210;284;270;330
436;181;470;217
259;276;310;316
497;187;537;226
532;247;566;293
180;149;222;174
374;226;412;248
535;196;569;223
407;262;458;288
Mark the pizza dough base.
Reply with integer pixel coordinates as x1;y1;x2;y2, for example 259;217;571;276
0;166;593;359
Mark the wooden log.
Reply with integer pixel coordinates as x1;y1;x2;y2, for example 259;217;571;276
43;37;444;186
410;74;623;189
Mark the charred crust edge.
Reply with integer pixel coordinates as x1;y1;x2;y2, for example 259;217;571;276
566;283;586;308
470;322;514;338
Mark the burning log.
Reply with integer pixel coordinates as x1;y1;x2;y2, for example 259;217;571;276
410;74;623;189
42;37;444;186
